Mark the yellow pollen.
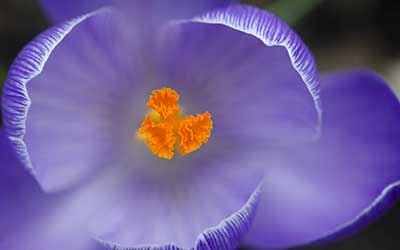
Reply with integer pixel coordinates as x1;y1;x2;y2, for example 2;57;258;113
137;87;213;160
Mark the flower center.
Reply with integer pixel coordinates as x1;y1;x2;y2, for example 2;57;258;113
137;87;213;160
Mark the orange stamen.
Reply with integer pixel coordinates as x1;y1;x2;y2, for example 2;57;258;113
147;87;180;120
137;87;213;159
178;112;213;156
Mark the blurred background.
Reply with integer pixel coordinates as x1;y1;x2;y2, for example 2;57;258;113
0;0;399;249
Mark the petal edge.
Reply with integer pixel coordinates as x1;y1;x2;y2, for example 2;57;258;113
191;4;322;132
95;184;262;250
1;7;109;190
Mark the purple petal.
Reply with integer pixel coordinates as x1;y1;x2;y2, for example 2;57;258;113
40;0;111;22
1;8;138;192
310;180;400;246
245;70;400;248
116;0;238;23
40;0;236;22
96;183;262;250
157;4;321;145
0;132;105;250
195;184;261;250
86;142;263;249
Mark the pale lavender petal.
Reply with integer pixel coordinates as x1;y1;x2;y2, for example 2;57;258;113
40;0;237;22
245;70;400;248
1;7;141;192
40;0;111;21
87;143;264;249
96;184;262;250
195;184;261;250
157;4;321;145
309;180;400;246
0;132;105;250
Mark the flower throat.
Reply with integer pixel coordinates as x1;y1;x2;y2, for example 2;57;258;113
137;87;213;160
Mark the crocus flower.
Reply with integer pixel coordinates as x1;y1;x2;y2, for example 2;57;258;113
2;1;400;250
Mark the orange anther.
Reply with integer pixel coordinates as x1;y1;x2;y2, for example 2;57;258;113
137;87;213;159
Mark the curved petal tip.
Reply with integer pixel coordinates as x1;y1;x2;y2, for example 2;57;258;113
192;4;322;132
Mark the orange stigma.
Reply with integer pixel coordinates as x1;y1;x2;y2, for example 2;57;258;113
137;87;213;160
